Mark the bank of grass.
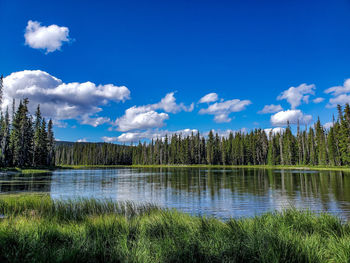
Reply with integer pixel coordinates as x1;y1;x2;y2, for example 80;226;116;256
0;167;53;174
1;164;349;174
0;195;350;262
59;164;350;172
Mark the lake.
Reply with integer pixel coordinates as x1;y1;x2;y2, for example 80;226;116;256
1;167;350;219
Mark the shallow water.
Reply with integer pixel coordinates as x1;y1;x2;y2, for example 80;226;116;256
1;167;350;219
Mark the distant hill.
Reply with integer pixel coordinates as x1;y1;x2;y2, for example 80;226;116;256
55;141;133;165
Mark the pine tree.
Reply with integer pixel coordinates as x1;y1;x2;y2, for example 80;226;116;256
47;119;55;166
206;130;214;165
315;118;327;165
11;99;34;167
1;109;10;166
308;127;316;165
33;105;43;166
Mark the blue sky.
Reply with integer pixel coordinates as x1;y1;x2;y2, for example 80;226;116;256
1;0;350;142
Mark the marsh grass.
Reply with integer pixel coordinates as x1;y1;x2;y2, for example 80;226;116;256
0;194;349;262
0;194;159;221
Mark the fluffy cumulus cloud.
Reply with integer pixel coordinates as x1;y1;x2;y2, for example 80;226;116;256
3;70;130;126
270;110;312;126
24;20;70;53
115;108;169;132
198;93;218;103
77;138;87;143
117;129;198;142
325;79;350;108
277;83;315;109
199;99;251;123
313;97;324;104
114;92;193;132
258;104;283;114
152;92;194;113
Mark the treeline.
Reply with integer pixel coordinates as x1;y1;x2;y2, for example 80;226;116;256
131;104;350;166
55;104;350;167
55;143;132;165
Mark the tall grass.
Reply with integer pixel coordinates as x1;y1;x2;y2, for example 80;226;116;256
0;194;349;262
0;194;159;220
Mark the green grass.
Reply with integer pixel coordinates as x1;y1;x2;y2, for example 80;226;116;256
1;164;350;173
59;164;350;172
0;167;54;174
0;194;350;262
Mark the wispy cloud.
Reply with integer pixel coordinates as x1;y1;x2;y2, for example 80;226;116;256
325;79;350;108
258;104;283;114
199;98;251;123
198;93;218;103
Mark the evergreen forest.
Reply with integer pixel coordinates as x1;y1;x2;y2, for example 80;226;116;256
55;104;350;167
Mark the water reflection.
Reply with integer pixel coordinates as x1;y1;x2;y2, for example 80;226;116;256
1;168;350;219
0;173;52;193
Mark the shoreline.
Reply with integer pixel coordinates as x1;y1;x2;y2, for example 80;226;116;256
1;164;348;173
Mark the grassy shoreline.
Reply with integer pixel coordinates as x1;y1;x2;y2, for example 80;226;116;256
1;164;349;174
0;167;54;174
0;194;349;262
58;164;350;172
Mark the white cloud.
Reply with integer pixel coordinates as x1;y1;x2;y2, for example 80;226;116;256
277;83;315;109
199;99;251;123
77;138;87;143
80;115;110;127
258;104;283;114
324;122;334;129
153;92;194;113
327;94;350;108
117;128;198;142
325;79;350;96
198;93;218;103
101;136;118;143
264;127;285;136
113;92;192;132
214;113;232;123
270;110;312;126
325;79;350;108
313;97;324;104
3;70;130;126
52;120;68;128
24;20;70;53
115;108;169;132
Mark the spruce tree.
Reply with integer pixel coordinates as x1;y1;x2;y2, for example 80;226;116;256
1;109;10;166
33;105;42;166
47;119;55;166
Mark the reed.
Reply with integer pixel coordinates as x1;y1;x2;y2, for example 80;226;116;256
0;194;349;262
